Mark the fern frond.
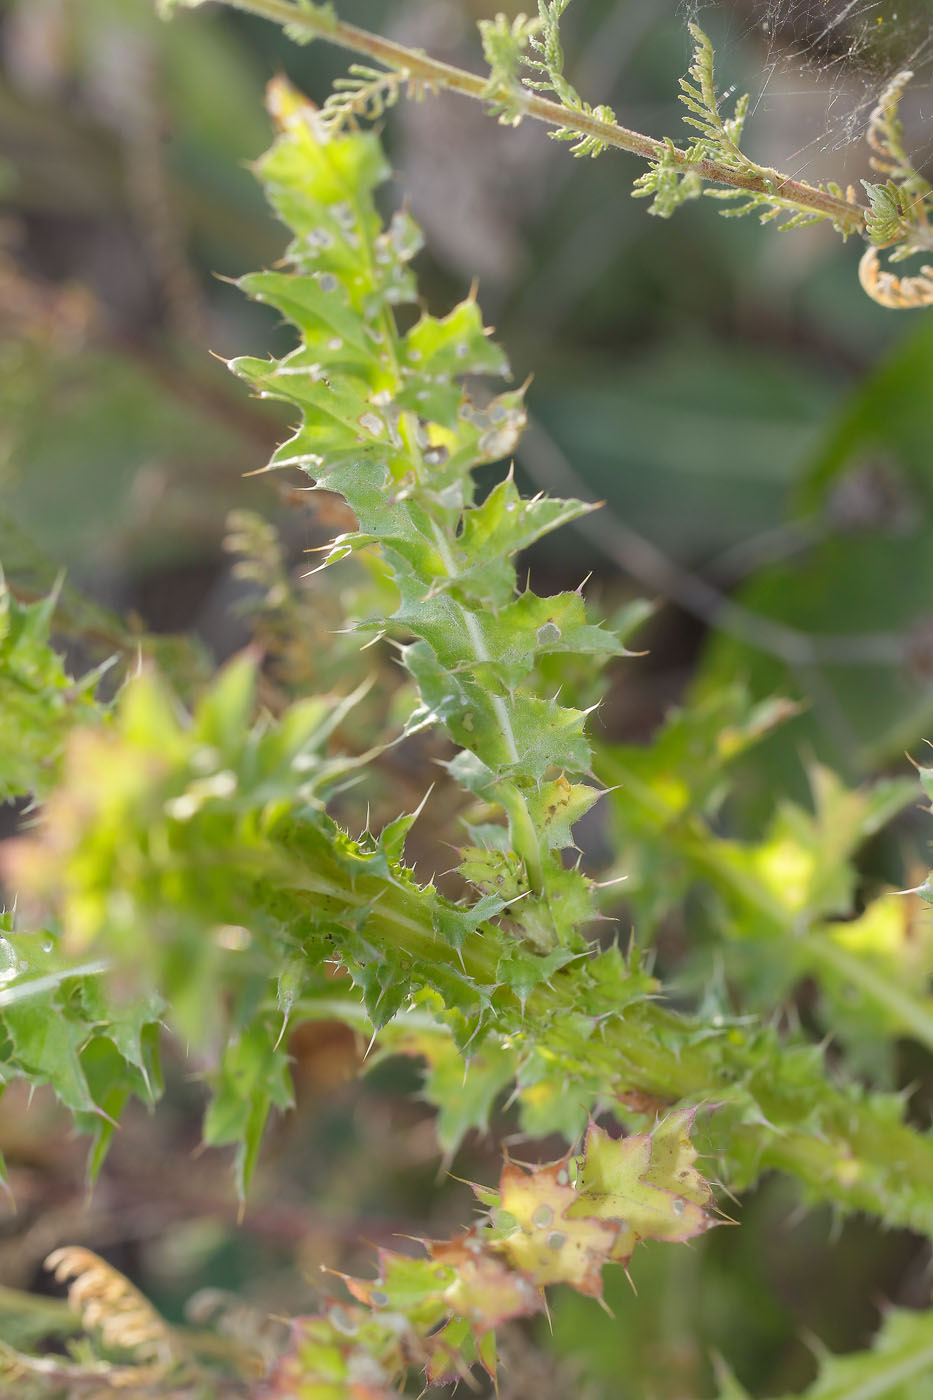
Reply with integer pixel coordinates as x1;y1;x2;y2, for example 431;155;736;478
859;245;933;309
44;1249;176;1370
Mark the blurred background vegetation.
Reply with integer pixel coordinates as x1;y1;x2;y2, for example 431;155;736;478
1;1;932;1395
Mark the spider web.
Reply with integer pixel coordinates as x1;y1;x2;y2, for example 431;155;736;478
679;0;932;187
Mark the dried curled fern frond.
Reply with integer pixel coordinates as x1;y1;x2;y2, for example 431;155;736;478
44;1249;176;1372
859;246;933;309
0;1264;262;1398
0;1337;163;1397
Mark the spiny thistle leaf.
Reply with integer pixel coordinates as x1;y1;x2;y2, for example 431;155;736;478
0;572;111;802
262;1115;714;1396
202;1019;295;1201
281;0;338;47
0;916;163;1187
566;1110;714;1261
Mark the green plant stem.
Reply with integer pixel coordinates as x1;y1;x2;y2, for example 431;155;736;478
424;515;545;894
210;0;879;239
806;933;933;1047
493;778;545;894
352;184;546;894
597;748;933;1054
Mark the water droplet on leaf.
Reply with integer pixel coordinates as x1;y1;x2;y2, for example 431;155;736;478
0;938;17;984
329;1305;358;1335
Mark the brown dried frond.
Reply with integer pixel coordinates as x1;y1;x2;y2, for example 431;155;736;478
859;246;933;309
45;1247;176;1370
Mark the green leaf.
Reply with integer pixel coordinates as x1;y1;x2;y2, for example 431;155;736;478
0;575;108;801
443;479;594;609
203;1019;294;1199
420;1037;515;1156
2;1000;95;1114
192;650;258;754
0;923;164;1181
525;776;604;851
402;298;509;379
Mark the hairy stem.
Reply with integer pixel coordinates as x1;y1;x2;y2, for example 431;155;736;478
209;0;877;237
245;823;933;1238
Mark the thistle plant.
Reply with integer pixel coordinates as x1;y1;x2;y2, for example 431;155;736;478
1;3;933;1397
